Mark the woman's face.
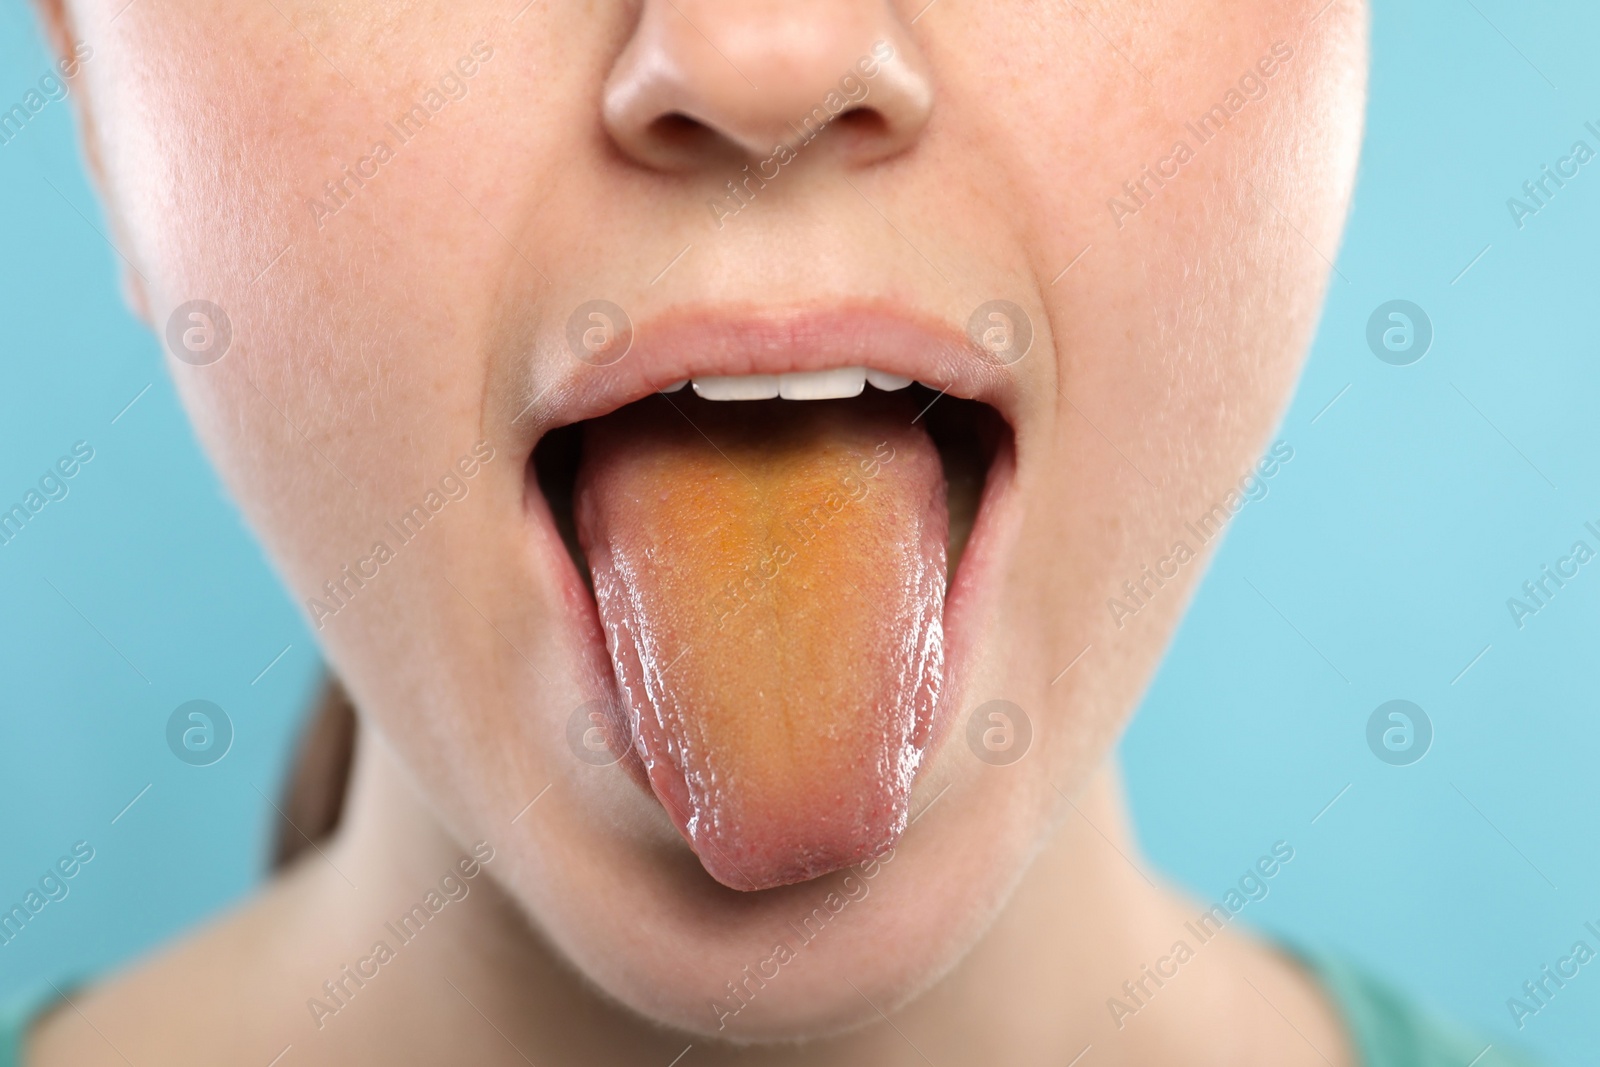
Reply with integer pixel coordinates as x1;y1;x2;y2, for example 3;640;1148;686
57;0;1364;1040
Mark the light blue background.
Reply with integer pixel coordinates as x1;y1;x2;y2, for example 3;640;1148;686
1;1;1596;1063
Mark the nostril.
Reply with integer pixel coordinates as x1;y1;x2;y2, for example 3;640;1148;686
640;112;744;168
833;108;889;139
649;112;709;145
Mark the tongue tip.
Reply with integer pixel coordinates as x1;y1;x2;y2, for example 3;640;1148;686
638;760;908;892
694;826;906;893
650;749;918;892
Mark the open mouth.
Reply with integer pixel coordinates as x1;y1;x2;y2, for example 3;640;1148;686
525;311;1017;892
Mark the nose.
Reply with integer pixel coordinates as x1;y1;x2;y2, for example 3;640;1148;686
602;0;933;171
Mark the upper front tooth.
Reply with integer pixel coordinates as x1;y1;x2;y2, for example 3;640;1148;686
778;367;866;400
659;379;688;393
865;369;913;391
692;375;780;400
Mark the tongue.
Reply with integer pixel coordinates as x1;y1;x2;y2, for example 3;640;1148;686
575;391;947;891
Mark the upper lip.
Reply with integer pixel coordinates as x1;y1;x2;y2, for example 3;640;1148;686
514;302;1024;439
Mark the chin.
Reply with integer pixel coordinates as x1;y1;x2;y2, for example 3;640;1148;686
489;698;1051;1042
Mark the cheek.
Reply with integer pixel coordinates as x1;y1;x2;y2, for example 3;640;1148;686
80;4;606;845
85;3;525;569
969;4;1363;754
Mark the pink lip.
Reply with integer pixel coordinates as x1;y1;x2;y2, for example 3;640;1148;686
518;303;1025;889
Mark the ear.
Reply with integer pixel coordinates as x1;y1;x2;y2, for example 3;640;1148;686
28;0;153;324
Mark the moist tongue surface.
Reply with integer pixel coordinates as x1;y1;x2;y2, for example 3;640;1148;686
575;391;947;891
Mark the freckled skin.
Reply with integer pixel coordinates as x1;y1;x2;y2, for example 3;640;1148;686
576;393;946;890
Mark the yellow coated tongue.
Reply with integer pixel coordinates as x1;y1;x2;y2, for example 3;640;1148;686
574;391;947;890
